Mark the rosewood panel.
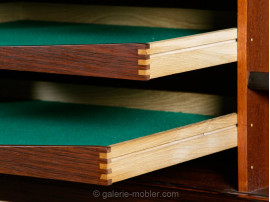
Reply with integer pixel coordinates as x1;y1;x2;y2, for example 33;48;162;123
238;0;269;192
0;149;268;201
0;146;111;185
0;44;149;80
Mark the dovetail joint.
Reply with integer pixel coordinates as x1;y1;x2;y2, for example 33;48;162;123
138;49;150;55
99;152;108;159
138;59;150;66
99;151;112;184
138;69;150;76
138;48;150;77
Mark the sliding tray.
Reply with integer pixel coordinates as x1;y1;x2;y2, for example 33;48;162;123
0;81;237;185
0;2;237;80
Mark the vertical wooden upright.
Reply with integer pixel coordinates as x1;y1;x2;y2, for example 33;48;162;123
238;0;269;192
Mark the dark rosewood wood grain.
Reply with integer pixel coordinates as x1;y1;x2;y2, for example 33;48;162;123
238;0;269;192
0;146;111;185
246;90;269;191
0;44;150;81
248;72;269;91
0;149;268;202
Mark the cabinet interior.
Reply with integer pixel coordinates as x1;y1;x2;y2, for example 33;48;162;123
0;1;238;185
0;1;236;45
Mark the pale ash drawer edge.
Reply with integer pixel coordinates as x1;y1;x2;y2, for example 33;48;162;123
138;28;237;79
101;113;237;184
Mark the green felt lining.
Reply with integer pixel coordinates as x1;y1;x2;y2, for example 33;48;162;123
0;20;205;45
0;101;214;146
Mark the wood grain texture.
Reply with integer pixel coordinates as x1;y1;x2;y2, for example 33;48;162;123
0;149;268;202
0;79;236;116
127;149;268;202
0;27;236;80
0;44;149;80
246;91;269;191
0;114;236;186
237;0;269;192
21;2;235;30
104;126;237;183
237;0;248;192
109;114;237;158
147;28;237;54
0;146;111;185
145;40;237;79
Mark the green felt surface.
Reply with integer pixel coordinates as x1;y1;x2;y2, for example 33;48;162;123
0;101;214;146
0;20;205;45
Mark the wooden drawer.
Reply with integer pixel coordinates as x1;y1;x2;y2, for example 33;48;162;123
0;2;237;186
0;80;237;185
0;2;237;80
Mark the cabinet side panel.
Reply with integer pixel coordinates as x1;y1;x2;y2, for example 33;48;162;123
238;0;269;192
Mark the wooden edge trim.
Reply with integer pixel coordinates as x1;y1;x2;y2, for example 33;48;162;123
108;126;237;183
148;28;238;54
148;40;237;79
112;125;237;162
150;39;237;57
139;38;237;78
109;113;237;158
